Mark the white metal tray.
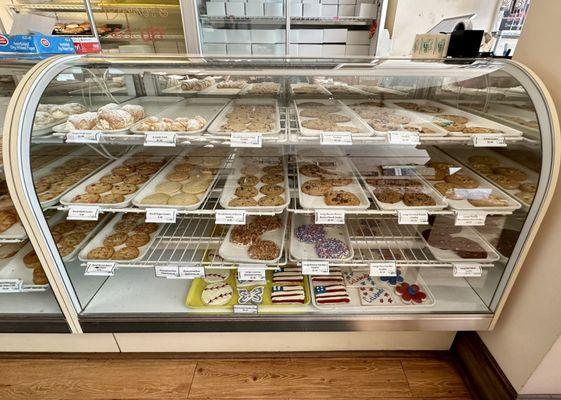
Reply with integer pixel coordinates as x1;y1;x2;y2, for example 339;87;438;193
389;99;523;137
0;242;49;291
219;155;290;213
130;98;229;136
218;212;287;264
132;153;227;210
417;224;500;263
60;150;169;208
297;157;370;210
78;213;164;263
321;83;370;97
206;98;281;136
310;267;435;311
290;83;331;97
59;213;112;262
290;214;354;262
238;82;281;96
294;99;374;137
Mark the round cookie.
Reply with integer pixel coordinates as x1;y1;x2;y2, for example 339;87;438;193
155;181;181;195
493;167;528;181
126;233;151;247
100;174;123;184
23;251;41;269
235;185;258;198
141;193;170;205
248;240;280;261
315;238;350;259
403;192;436;207
238;175;259;186
434;182;464;200
468;195;509;207
124;174;149;185
260;184;284;196
103;232;128;247
296;224;326;244
261;174;283;185
111;246;140;260
182;178;210;194
86;182;113;194
258;195;284;206
87;246;114;260
251;215;282;233
444;173;478;189
302;179;332;196
166;171;190;182
52;221;76;234
112;166;135;176
327;177;353;187
374;188;402;204
99;193;126;204
230;225;261;245
262;165;283;174
520;182;537;193
168;193;199;206
134;223;159;234
72;193;100;203
201;282;233;306
33;267;48;285
324;190;360;206
485;174;520;190
228;197;258;207
112;183;137;195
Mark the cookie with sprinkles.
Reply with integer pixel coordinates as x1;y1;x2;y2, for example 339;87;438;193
295;224;327;244
315;238;350;259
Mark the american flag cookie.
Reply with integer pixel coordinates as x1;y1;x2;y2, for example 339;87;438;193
272;266;303;284
313;284;350;304
311;267;344;285
271;285;306;304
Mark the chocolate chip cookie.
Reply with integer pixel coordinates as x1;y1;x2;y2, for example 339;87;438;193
302;179;332;196
374;187;402;204
444;173;479;189
324;190;360;206
403;192;436;206
235;185;258;198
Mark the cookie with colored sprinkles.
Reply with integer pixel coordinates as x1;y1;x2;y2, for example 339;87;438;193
315;238;350;259
295;224;327;244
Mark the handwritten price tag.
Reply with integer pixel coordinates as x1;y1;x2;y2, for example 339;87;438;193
301;261;330;275
145;208;177;224
144;132;176;147
315;210;345;224
320;132;352;145
230;132;262;148
215;210;246;225
472;134;507;147
67;206;100;221
85;262;115;276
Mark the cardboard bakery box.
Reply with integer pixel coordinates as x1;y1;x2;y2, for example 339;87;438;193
338;4;355;16
227;44;252;55
321;4;338;17
203;28;228;43
251;29;284;43
206;2;226;16
357;3;376;18
303;3;321;16
227;29;252;43
252;43;284;55
322;0;338;4
226;2;245;16
264;2;284;16
345;44;369;55
289;44;299;56
298;44;322;57
347;30;370;44
323;29;347;43
338;0;355;4
203;43;227;54
245;2;264;16
291;2;303;17
322;44;346;56
297;29;323;43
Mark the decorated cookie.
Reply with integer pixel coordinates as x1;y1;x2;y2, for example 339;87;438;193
359;286;395;306
272;266;303;284
237;286;264;305
315;238;350;259
313;284;350;304
343;270;376;287
201;282;233;306
295;224;327;244
203;269;230;283
395;282;427;304
379;268;404;286
271;285;306;304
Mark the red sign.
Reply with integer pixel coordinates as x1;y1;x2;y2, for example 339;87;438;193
0;35;8;46
72;37;101;54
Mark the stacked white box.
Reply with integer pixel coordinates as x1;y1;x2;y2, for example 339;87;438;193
303;3;321;16
323;28;347;42
206;2;226;16
321;4;338;16
264;2;283;16
297;29;323;43
291;2;303;16
226;2;244;16
252;29;284;43
227;29;252;43
357;3;376;17
347;30;370;44
204;44;227;54
289;44;299;56
227;44;252;55
203;28;228;43
246;2;264;16
322;44;346;56
252;43;285;55
338;4;354;16
345;44;369;55
298;44;322;56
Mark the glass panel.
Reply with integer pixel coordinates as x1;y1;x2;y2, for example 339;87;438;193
25;57;545;327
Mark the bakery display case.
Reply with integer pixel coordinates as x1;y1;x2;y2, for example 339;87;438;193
0;56;69;333
3;55;557;333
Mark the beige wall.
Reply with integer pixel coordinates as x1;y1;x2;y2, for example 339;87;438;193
386;0;500;56
478;0;561;394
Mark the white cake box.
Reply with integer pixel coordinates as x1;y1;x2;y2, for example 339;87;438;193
289;44;299;55
202;28;228;43
345;44;369;55
321;4;338;16
245;2;264;16
265;2;284;16
227;44;252;55
290;30;299;42
252;43;285;55
338;4;355;16
303;3;321;16
323;28;347;42
347;30;370;44
322;0;338;4
252;29;284;43
298;44;322;56
206;2;226;16
297;29;323;43
227;29;252;43
226;2;245;16
291;2;303;16
357;2;376;17
322;44;346;56
338;0;355;4
203;44;227;54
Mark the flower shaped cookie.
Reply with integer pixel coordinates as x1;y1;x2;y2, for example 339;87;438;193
395;282;427;304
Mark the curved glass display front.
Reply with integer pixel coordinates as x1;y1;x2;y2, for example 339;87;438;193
11;55;553;332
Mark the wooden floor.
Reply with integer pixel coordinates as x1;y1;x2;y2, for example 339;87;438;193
0;354;473;399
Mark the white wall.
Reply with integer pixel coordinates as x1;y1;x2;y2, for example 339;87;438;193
386;0;500;56
478;0;561;394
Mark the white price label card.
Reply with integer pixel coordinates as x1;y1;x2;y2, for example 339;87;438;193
215;210;246;225
388;131;420;145
85;262;115;276
154;265;179;279
453;264;483;277
238;265;266;281
398;210;428;225
66;131;101;143
230;132;262;148
233;304;259;314
315;210;345;224
144;132;176;147
472;134;507;147
0;279;22;293
455;211;487;226
301;260;330;275
179;265;206;279
145;208;177;224
320;132;353;145
369;262;397;277
67;206;100;221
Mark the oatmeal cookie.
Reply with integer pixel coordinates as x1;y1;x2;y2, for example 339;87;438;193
258;195;285;206
485;174;520;190
434;182;464;200
302;179;332;196
324;190;360;206
403;192;436;206
444;173;479;189
103;232;128;247
374;188;402;204
248;240;279;260
51;221;76;234
260;184;284;196
134;223;159;234
126;233;151;247
493;167;528;181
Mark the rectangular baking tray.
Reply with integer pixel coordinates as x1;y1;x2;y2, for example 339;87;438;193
52;96;183;135
200;82;248;96
129;98;229;136
185;271;238;310
294;99;375;137
132;153;228;211
289;213;354;262
260;270;311;312
388;99;523;137
238;82;281;96
206;98;281;136
60;149;170;208
78;213;164;263
417;224;500;263
320;83;370;97
297;157;370;210
310;267;435;311
0;242;49;291
218;212;287;265
290;83;331;97
343;100;448;138
219;155;290;213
